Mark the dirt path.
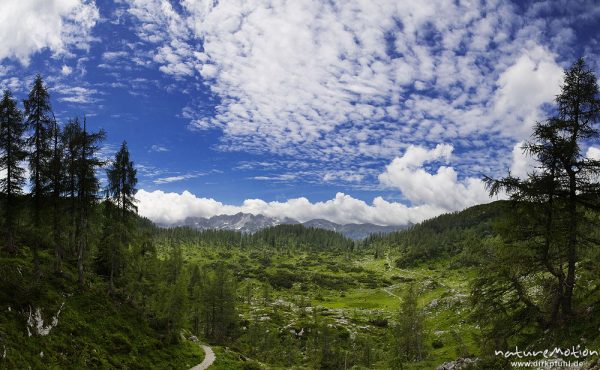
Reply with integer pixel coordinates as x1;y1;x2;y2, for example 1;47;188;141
190;344;215;370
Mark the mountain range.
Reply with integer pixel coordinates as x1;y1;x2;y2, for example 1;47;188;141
167;212;406;239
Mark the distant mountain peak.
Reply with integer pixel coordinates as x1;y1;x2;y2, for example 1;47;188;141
170;212;406;239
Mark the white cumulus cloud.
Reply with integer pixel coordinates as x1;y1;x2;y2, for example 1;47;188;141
135;189;446;226
378;144;495;211
492;46;564;138
136;143;504;226
587;147;600;160
510;141;538;179
0;0;99;64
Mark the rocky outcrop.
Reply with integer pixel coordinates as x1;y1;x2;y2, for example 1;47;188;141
436;357;479;370
26;303;64;336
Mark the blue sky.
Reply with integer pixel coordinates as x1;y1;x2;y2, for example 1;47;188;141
1;0;599;225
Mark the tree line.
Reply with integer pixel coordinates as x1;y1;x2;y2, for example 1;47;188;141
0;75;137;287
156;223;356;252
0;75;238;346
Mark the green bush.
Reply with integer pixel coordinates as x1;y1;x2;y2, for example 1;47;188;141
432;339;444;349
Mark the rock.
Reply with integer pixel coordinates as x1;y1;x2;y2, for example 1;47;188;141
582;359;600;370
26;303;65;336
436;357;479;370
428;299;439;309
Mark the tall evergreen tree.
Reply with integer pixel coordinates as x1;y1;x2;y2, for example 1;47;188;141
390;284;425;368
48;117;65;272
75;117;105;286
62;118;83;256
481;58;600;331
0;90;27;253
200;263;237;342
97;194;130;293
100;141;137;292
106;141;137;218
24;75;53;272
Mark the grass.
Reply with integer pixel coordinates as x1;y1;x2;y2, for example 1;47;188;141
0;250;204;369
174;243;483;369
0;241;506;368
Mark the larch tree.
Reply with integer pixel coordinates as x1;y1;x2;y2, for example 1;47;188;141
24;75;53;272
479;58;600;336
106;141;137;218
48;117;65;272
62;118;83;256
75;117;105;286
101;141;137;292
0;90;27;253
390;283;426;368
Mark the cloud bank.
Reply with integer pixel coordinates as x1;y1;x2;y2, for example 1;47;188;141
136;189;447;226
137;143;505;226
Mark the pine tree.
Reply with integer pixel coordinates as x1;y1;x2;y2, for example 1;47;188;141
96;193;129;293
0;90;27;253
75;117;105;286
482;58;600;330
62;118;83;256
48;117;65;272
200;263;237;342
24;75;53;272
102;141;137;292
390;284;425;368
106;141;137;218
188;264;205;336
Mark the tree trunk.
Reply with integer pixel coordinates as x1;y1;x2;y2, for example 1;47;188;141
77;240;85;286
53;196;62;273
109;254;114;295
4;120;16;254
77;213;87;287
563;172;577;318
5;194;16;254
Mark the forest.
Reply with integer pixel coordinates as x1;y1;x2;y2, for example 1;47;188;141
1;61;600;369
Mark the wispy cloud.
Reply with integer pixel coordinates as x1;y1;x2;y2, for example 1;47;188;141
153;172;204;185
149;144;169;153
126;1;569;164
102;51;129;61
54;85;100;104
250;174;298;182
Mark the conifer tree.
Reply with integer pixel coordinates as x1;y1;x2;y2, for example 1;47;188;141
480;58;600;331
390;284;425;368
101;141;137;291
48;117;65;272
24;75;54;272
97;193;130;293
75;117;105;286
106;141;137;218
62;118;83;255
0;90;27;253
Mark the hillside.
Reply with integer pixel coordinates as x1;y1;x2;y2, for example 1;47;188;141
0;249;204;369
363;200;509;265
